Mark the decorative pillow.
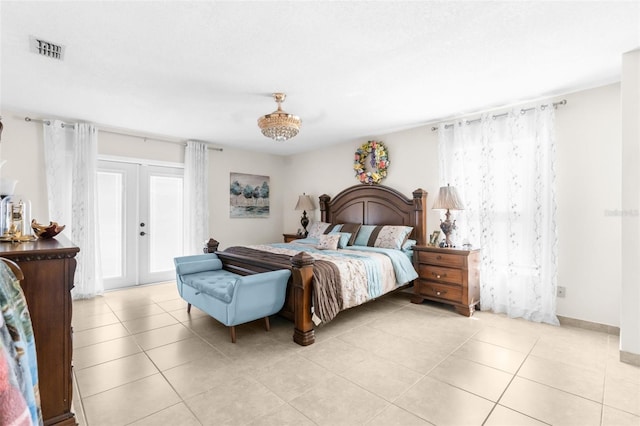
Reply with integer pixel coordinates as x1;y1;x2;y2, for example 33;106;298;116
329;231;352;249
325;224;342;234
307;222;331;239
373;226;413;250
353;225;377;246
336;223;362;245
317;234;341;250
402;239;417;251
176;259;223;275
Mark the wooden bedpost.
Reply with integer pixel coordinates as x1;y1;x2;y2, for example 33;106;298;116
412;189;428;246
291;252;315;346
319;194;331;223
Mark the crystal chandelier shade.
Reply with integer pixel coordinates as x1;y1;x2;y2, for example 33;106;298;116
258;93;301;141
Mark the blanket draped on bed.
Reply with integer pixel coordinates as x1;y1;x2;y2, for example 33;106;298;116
223;246;343;322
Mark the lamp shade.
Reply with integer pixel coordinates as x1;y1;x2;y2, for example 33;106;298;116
432;184;465;211
295;194;315;211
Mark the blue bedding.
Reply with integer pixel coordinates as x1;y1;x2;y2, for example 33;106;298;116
269;241;418;299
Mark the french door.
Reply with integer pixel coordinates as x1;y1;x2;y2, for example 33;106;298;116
97;159;184;290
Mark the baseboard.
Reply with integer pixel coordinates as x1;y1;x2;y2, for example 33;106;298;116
557;315;620;335
620;351;640;367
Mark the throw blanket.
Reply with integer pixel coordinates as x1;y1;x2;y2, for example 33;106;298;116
223;246;343;322
0;262;42;426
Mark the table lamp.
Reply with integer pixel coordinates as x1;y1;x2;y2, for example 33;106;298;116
432;184;465;247
294;193;315;237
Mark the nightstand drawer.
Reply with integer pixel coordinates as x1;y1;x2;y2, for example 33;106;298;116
417;251;465;268
417;264;463;285
415;280;462;303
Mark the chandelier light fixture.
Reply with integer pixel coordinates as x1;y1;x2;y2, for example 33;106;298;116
257;93;301;141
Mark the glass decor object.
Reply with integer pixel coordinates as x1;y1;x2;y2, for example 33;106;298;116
0;195;34;241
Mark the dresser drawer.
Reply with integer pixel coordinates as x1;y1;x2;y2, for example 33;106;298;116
415;280;462;303
416;250;465;268
417;264;463;285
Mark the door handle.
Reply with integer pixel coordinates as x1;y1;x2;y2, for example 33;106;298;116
140;231;146;236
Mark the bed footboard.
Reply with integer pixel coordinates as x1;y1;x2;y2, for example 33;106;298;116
210;241;317;346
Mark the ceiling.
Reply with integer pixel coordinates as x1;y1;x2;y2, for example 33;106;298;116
1;1;638;156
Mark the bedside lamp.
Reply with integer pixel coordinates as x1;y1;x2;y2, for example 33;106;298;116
294;193;315;237
432;184;465;247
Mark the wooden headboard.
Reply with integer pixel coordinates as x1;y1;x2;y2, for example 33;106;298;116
319;185;428;246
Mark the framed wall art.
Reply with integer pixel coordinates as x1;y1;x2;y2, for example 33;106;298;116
229;172;270;218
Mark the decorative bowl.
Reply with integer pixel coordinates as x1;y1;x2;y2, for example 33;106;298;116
31;219;65;239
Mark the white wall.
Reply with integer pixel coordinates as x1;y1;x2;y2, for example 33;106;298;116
620;49;640;358
209;147;285;250
0;110;286;254
555;84;622;327
283;126;441;237
0;113;48;222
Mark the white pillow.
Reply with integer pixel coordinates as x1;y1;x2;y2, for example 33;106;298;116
329;231;351;249
307;222;331;239
373;226;413;250
316;234;340;250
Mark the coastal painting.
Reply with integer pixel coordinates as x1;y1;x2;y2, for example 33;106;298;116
229;172;270;218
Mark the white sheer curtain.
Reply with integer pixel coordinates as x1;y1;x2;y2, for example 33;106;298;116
438;106;559;325
183;140;209;254
43;121;103;299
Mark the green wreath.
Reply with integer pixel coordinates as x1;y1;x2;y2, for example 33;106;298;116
353;140;389;185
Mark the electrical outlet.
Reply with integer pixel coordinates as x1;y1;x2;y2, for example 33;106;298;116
557;286;566;298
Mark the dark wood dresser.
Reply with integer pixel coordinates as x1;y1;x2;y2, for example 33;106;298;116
0;236;79;426
411;245;481;316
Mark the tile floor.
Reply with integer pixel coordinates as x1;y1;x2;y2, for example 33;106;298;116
71;282;640;426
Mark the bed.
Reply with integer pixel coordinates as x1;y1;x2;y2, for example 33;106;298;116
214;184;428;346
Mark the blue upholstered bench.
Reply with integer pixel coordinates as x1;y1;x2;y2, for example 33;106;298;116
174;253;291;343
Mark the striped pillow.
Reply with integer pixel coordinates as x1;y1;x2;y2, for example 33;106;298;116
353;225;413;250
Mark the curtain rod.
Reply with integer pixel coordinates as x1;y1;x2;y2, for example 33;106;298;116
24;117;223;151
430;99;567;131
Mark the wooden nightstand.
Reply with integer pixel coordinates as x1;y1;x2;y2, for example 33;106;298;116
283;233;303;243
411;245;481;316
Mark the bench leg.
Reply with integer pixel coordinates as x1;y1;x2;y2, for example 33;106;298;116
230;326;236;343
264;316;270;332
187;303;191;313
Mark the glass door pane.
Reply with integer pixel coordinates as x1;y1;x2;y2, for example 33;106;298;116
97;171;123;278
149;174;184;273
97;161;138;290
139;165;184;284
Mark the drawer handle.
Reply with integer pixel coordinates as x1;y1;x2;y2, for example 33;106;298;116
436;255;442;260
435;290;447;296
432;272;447;279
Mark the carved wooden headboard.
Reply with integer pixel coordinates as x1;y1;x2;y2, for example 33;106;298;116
319;185;428;246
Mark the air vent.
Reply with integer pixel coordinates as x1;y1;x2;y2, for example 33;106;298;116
30;36;65;60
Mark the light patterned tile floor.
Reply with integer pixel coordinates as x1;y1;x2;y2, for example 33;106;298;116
71;282;640;426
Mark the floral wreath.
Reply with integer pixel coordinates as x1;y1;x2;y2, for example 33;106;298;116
353;140;389;185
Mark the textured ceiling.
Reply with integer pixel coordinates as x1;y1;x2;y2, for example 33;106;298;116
1;1;639;155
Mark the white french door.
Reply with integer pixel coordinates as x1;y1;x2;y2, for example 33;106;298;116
97;159;184;290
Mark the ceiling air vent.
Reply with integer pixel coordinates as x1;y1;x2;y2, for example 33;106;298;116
30;36;65;60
